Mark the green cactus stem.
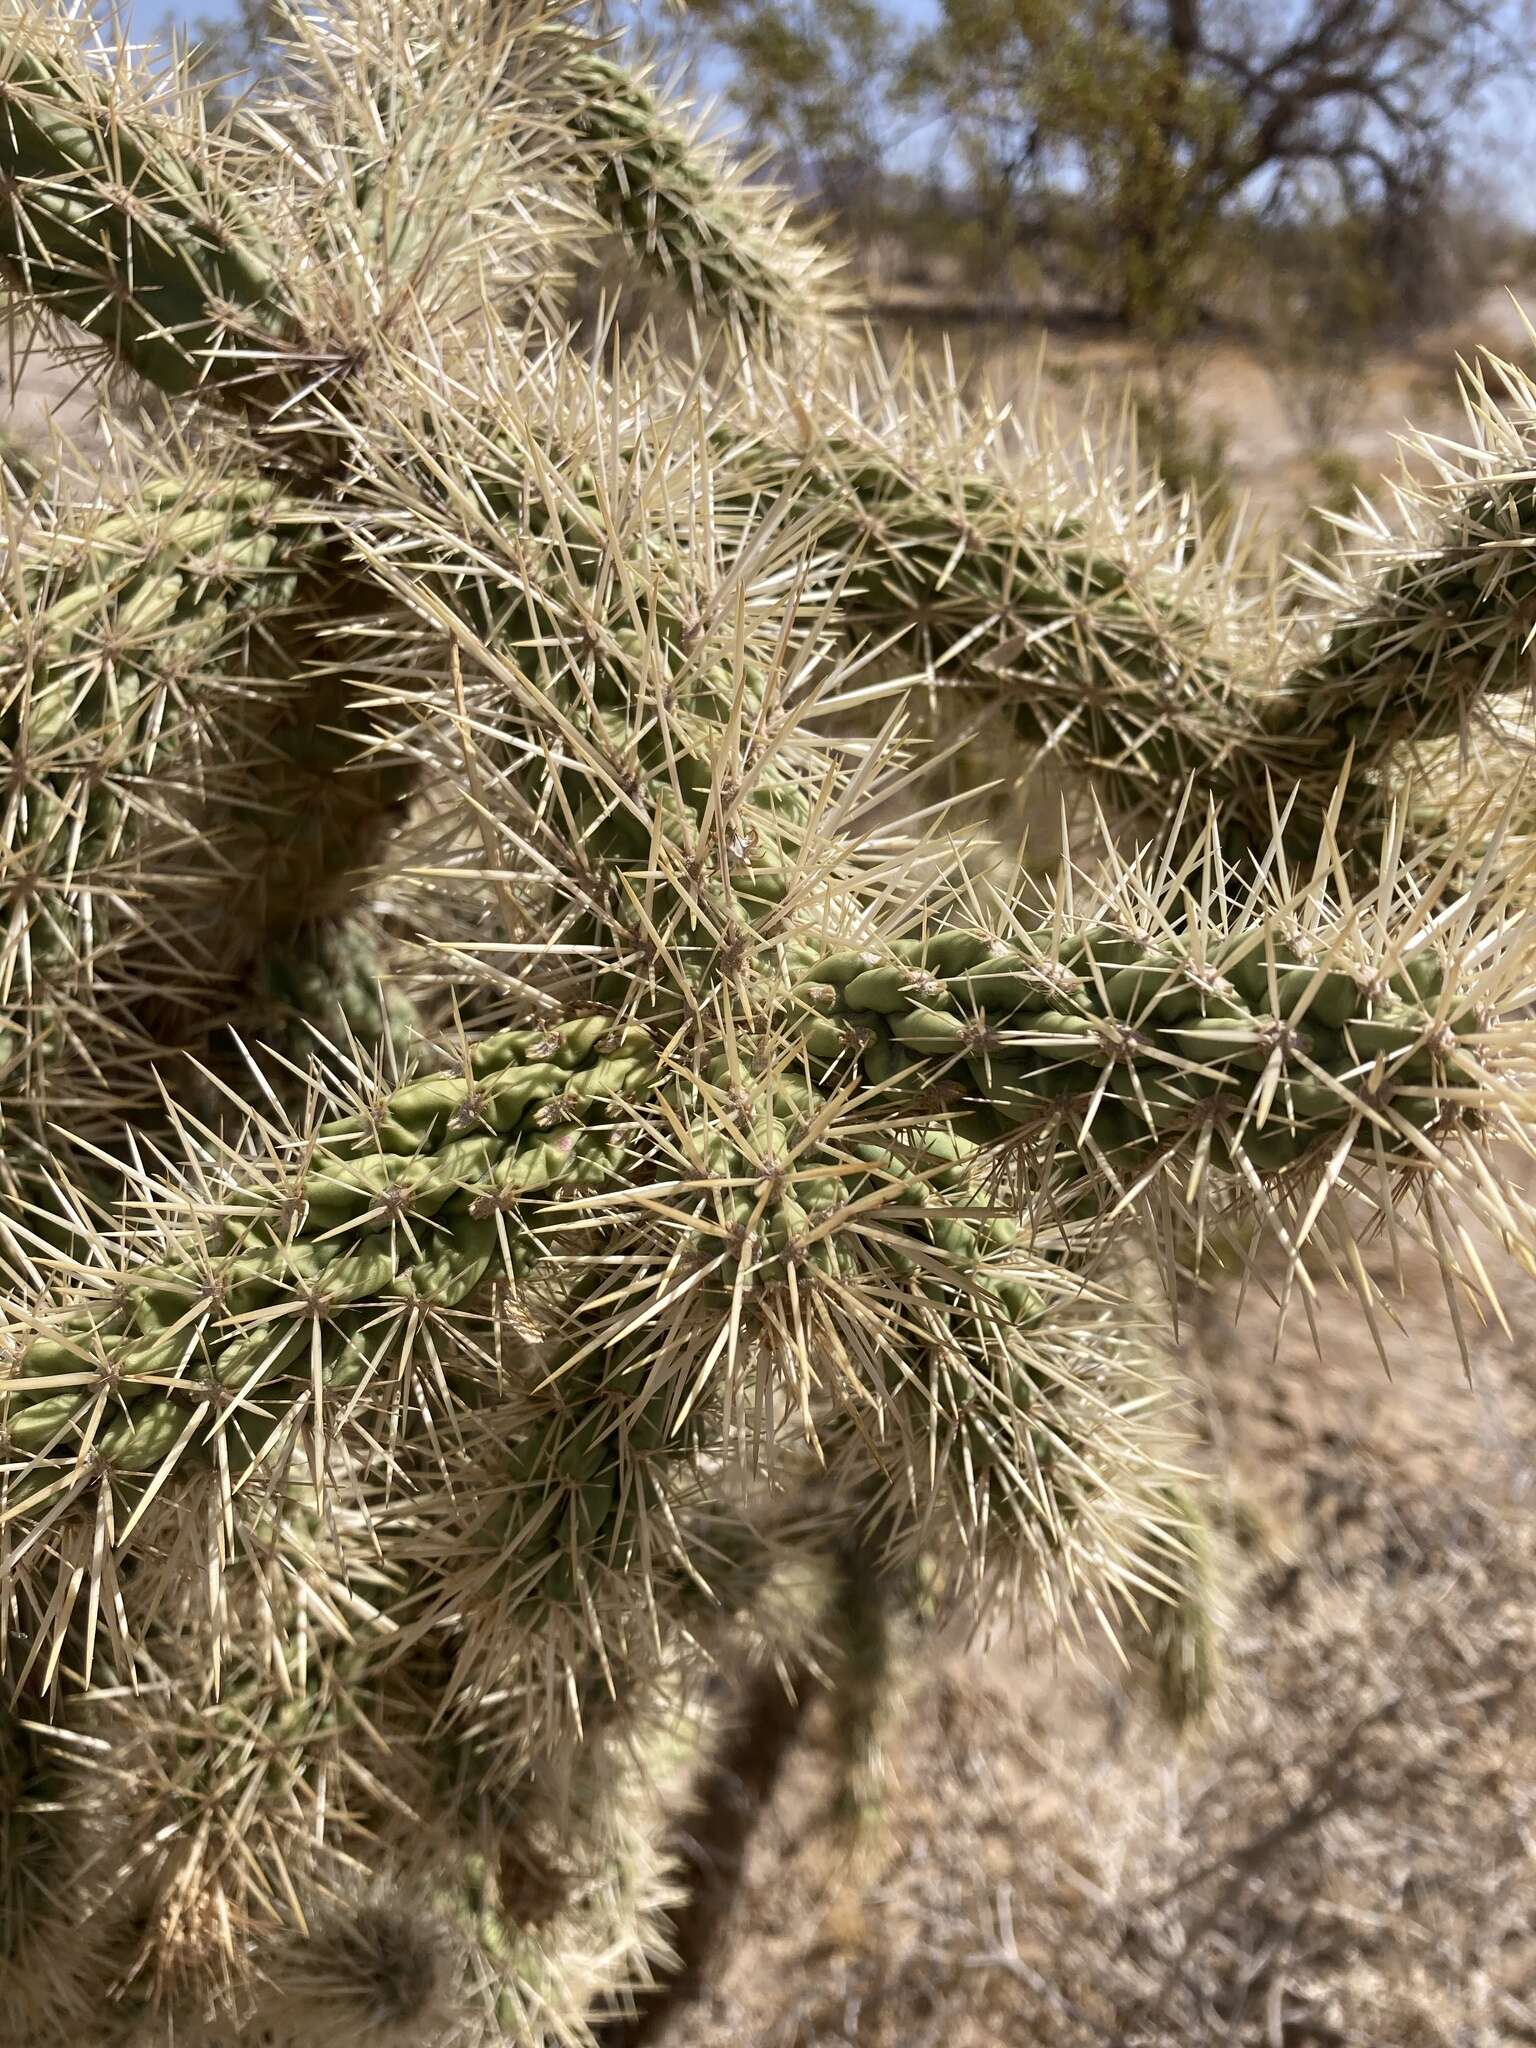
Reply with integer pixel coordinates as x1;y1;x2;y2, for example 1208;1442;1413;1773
788;911;1488;1193
0;1015;653;1518
563;48;844;339
0;21;296;402
722;392;1536;861
0;477;331;1069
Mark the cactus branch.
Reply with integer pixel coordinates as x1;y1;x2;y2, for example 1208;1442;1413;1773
0;12;297;403
561;47;846;342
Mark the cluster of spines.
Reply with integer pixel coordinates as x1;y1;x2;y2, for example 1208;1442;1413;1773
1;0;1536;2040
560;46;846;341
2;1015;652;1520
787;917;1479;1181
0;476;329;1075
5;846;1525;1630
0;1585;685;2045
721;354;1536;864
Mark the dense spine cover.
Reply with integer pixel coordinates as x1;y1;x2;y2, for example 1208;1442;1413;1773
0;3;1534;2041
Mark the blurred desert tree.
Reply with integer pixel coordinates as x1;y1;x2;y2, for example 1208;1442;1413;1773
169;0;283;88
659;0;1533;343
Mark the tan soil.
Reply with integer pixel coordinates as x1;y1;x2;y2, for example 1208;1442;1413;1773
0;324;113;479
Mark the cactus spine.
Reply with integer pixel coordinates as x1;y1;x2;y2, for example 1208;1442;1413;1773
0;2;1535;2041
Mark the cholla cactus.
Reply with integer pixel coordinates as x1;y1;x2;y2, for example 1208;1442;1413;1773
2;2;1536;2041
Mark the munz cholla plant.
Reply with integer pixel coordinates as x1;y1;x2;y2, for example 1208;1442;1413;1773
0;0;1535;2040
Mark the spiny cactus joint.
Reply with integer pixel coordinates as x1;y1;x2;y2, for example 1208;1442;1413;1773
0;1;1534;2042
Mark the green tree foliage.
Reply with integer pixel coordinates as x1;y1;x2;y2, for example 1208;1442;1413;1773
667;0;1532;335
902;0;1245;343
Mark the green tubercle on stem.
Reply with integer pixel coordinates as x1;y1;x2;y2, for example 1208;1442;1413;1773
0;19;296;400
0;1015;655;1515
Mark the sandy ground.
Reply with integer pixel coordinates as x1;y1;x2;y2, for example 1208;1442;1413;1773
0;326;113;479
